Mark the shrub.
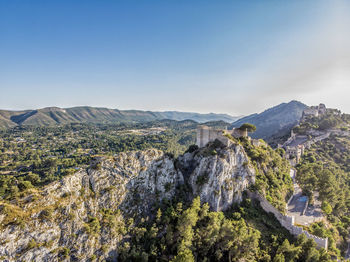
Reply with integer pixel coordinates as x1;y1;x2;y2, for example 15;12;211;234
164;182;173;192
210;150;217;156
38;207;54;222
196;173;209;186
321;201;332;215
91;162;102;170
239;123;257;133
18;181;33;191
84;216;101;236
25;173;41;185
26;239;38;250
59;247;70;258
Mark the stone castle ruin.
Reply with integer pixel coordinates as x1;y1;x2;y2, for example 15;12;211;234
285;144;305;166
302;103;326;118
196;126;247;148
282;104;328;165
283;103;344;166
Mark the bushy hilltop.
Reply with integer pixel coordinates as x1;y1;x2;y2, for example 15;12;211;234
294;107;350;257
0;136;328;262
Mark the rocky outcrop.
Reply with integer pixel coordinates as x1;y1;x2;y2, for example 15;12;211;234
178;143;255;211
0;143;256;261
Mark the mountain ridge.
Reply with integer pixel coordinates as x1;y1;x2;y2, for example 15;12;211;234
0;106;240;128
0;101;308;139
231;100;308;141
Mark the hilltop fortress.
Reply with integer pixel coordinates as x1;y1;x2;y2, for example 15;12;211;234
196;126;247;147
196;125;263;148
282;103;344;165
282;104;328;165
302;103;326;118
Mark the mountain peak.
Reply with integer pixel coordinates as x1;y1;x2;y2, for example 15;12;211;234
231;101;307;140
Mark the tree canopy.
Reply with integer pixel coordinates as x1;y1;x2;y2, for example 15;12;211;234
239;123;257;133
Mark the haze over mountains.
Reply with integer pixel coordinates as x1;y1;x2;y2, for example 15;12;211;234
2;99;347;260
231;100;307;139
0;107;240;128
0;101;308;142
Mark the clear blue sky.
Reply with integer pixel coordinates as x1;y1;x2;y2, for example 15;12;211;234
1;0;349;115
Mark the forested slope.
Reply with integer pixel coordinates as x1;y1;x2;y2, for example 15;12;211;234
296;110;350;257
0;107;239;128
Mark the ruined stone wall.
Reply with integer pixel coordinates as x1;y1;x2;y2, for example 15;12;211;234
303;108;319;118
231;128;248;138
196;126;250;148
196;127;231;148
247;192;328;250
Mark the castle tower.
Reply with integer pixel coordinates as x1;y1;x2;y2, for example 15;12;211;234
318;103;326;115
196;125;210;148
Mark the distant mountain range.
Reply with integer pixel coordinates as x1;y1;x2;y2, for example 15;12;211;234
0;107;241;128
0;101;309;137
231;100;307;140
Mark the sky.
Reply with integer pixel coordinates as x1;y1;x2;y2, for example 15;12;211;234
1;0;350;116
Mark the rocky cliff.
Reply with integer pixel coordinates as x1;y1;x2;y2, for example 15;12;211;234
0;142;255;261
177;143;255;211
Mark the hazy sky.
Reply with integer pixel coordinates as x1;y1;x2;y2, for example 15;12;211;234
1;0;349;115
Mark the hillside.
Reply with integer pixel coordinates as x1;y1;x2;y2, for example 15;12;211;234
0;120;231;193
292;107;350;257
0;107;239;128
0;137;329;261
231;100;307;141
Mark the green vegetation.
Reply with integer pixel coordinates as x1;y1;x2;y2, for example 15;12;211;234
118;197;330;261
83;216;101;237
278;108;350;258
297;142;350;255
0;107;238;128
26;239;38;251
239;123;257;133
0;114;338;260
239;137;293;212
294;109;348;134
38;207;54;222
100;208;126;237
0;120;230;200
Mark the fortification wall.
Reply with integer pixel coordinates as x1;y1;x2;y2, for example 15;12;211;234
231;128;247;138
196;126;250;148
196;127;231;148
247;192;328;250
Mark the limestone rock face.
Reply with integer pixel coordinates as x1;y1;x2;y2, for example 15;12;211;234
179;144;255;211
0;144;255;261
